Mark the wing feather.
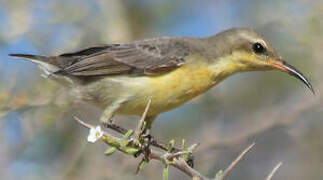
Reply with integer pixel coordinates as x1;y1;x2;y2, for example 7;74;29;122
56;38;190;77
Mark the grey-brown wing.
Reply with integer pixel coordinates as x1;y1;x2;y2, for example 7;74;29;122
55;38;190;76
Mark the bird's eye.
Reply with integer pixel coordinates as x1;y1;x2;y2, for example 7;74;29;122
252;42;265;54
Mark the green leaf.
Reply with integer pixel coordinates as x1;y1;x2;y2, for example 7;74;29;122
168;139;175;152
188;143;198;153
136;159;148;174
105;147;116;156
142;121;147;131
215;170;223;178
123;129;134;140
181;139;186;150
120;130;134;147
163;165;169;180
124;148;139;155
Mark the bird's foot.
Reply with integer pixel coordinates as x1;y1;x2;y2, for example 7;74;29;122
132;132;155;157
102;120;195;167
101;120;153;157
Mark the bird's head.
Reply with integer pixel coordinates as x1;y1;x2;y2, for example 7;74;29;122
207;28;314;94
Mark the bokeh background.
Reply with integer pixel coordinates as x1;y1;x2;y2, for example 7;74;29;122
1;0;323;179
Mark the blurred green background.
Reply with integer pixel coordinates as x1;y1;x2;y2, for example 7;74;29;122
0;0;323;179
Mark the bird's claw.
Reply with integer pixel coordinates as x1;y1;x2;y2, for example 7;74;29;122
132;133;154;158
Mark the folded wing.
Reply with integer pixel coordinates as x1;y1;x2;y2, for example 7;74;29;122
56;38;190;76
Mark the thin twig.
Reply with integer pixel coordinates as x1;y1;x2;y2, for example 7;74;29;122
266;162;282;180
216;142;255;180
74;115;93;129
166;151;190;160
135;99;152;139
105;122;128;134
173;158;206;180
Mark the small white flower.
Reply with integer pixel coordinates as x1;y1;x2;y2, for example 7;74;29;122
87;126;104;143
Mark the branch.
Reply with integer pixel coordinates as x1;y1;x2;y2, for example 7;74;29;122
75;101;283;180
75;116;209;179
215;143;255;180
266;162;282;180
76;116;282;180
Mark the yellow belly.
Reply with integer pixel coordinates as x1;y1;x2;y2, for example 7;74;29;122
117;60;218;116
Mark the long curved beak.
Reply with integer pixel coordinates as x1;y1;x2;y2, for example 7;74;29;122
270;60;315;94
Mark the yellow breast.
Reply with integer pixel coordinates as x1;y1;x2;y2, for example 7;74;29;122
147;63;215;110
117;55;219;116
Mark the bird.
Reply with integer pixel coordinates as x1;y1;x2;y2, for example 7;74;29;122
10;27;314;135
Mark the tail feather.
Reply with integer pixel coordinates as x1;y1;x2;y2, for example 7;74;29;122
9;54;46;60
9;53;61;76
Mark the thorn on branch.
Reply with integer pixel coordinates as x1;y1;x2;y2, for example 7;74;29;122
135;99;152;140
215;142;255;180
73;115;94;129
266;162;282;180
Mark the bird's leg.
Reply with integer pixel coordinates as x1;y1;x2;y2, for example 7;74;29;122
132;100;156;157
99;99;154;154
100;100;126;131
135;116;155;141
133;99;155;146
136;115;195;167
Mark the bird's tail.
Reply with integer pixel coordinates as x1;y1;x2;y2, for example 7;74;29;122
9;53;61;77
9;53;78;85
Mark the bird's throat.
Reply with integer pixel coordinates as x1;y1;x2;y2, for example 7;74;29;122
211;51;262;79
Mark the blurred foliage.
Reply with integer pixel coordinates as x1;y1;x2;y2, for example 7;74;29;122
1;0;323;180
